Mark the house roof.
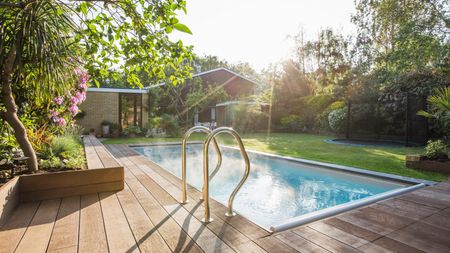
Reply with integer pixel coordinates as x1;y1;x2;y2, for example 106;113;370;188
215;100;269;107
145;67;259;89
87;87;147;94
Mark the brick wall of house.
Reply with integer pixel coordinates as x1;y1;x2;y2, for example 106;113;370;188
77;92;119;134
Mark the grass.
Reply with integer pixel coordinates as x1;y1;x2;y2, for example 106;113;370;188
102;133;450;182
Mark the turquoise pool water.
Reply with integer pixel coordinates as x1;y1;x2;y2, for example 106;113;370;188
134;144;410;228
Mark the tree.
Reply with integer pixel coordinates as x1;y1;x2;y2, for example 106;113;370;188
1;0;193;172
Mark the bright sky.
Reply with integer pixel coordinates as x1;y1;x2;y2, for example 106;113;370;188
171;0;356;71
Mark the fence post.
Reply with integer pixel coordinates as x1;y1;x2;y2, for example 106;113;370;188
405;93;410;147
346;101;351;139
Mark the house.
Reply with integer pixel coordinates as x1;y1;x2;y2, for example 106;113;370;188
77;87;149;134
151;67;261;127
77;67;261;134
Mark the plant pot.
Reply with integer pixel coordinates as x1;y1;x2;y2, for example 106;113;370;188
112;129;120;138
102;125;110;136
406;155;450;174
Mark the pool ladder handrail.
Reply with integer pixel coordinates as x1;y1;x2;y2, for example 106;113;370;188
181;126;222;204
202;127;250;223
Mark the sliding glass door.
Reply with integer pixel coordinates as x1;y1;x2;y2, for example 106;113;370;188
119;93;142;129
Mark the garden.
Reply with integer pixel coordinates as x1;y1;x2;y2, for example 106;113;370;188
1;0;449;186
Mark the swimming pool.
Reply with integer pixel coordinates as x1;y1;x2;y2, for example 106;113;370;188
134;143;425;231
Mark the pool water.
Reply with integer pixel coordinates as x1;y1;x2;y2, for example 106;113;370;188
134;144;410;228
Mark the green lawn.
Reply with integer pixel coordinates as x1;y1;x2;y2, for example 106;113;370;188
102;133;450;182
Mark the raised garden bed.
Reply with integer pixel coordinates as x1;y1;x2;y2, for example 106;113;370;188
406;154;450;174
0;135;124;226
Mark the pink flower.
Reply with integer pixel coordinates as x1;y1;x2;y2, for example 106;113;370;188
53;97;64;105
79;71;89;86
79;82;88;91
50;110;59;117
68;104;79;116
75;91;86;103
57;118;67;126
70;96;79;105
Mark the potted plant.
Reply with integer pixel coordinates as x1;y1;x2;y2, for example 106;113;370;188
101;120;112;137
111;123;120;138
123;125;141;138
406;140;450;174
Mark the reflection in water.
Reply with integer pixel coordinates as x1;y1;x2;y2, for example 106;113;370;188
134;144;405;227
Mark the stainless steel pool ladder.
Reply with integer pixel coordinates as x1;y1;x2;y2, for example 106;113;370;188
202;127;250;223
181;126;222;204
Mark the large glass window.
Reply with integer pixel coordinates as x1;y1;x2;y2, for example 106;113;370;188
119;93;142;129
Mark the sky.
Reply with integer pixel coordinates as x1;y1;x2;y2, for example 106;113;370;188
171;0;356;71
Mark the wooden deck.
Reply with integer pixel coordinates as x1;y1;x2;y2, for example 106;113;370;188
1;144;450;253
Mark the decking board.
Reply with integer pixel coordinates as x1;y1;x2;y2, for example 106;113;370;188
0;201;40;253
78;194;108;253
47;196;80;253
2;141;450;253
14;199;61;253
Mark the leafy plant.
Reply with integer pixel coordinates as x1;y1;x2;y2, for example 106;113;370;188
159;114;180;137
328;107;348;133
280;115;302;131
424;140;449;160
51;135;81;157
123;125;142;135
418;87;450;139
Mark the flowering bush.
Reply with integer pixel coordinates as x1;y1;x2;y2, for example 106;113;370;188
328;107;347;133
49;67;88;127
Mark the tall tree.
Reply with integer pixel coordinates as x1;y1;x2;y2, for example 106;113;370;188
0;0;193;172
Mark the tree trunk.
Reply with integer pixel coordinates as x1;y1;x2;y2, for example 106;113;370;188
1;46;38;172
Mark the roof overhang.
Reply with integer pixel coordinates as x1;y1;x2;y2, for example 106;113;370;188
87;87;147;94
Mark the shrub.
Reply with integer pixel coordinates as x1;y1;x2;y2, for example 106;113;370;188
328;107;348;133
149;117;163;129
280;115;302;131
424;140;449;160
51;135;81;157
317;101;346;131
229;105;269;133
40;134;86;170
123;125;142;135
160;114;180;137
39;155;63;169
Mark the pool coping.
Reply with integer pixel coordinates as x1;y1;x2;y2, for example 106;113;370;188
130;141;435;232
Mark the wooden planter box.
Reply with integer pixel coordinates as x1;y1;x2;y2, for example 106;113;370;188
0;135;124;226
406;155;450;174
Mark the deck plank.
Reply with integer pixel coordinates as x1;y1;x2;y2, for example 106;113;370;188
254;236;299;253
112;145;232;253
107;145;204;253
387;222;450;253
308;222;368;248
375;198;440;220
164;203;235;253
99;191;139;253
0;201;40;253
292;227;361;253
124;177;204;253
78;194;108;253
323;217;381;242
47;196;80;253
116;184;172;253
367;237;424;253
15;199;61;253
275;231;330;253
